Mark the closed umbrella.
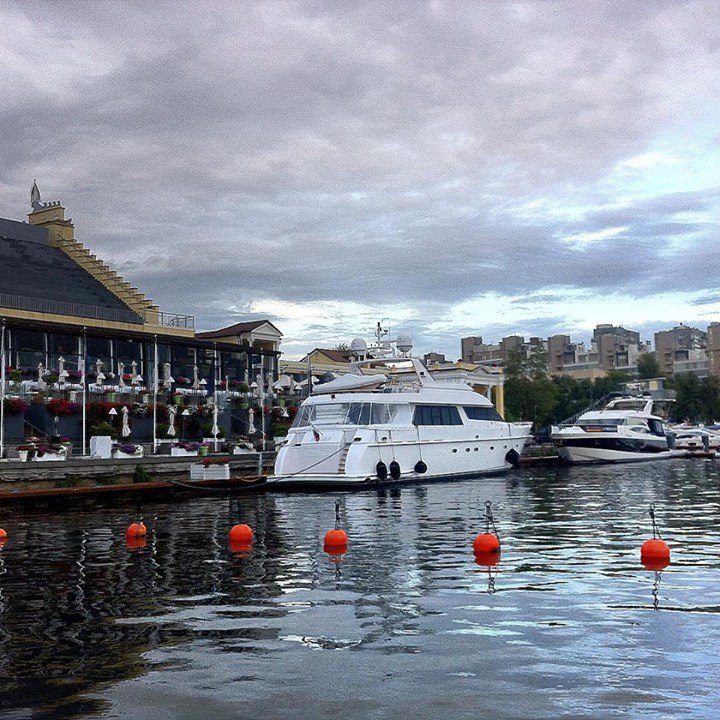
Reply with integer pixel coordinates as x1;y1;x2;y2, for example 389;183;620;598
58;356;68;382
211;404;220;450
192;364;200;391
118;361;125;389
247;408;256;434
163;363;174;389
37;362;47;391
167;405;177;437
121;406;131;437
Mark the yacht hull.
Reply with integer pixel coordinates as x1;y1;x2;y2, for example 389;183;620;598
270;427;531;487
557;445;673;464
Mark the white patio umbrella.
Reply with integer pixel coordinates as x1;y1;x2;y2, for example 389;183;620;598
167;405;177;437
95;359;105;385
211;404;220;450
37;362;47;391
255;374;264;398
57;356;69;382
163;363;174;388
247;408;256;434
118;361;125;389
121;406;131;437
192;365;200;391
273;374;292;391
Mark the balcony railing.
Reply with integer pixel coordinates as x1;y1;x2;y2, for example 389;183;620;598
0;292;143;324
147;310;195;329
0;293;195;330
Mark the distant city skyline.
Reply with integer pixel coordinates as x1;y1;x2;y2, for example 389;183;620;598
2;2;719;360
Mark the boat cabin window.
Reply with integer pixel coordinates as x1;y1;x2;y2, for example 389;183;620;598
463;406;503;422
412;405;463;426
647;419;666;436
292;402;400;427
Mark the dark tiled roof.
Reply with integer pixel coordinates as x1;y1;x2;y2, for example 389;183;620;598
197;320;282;338
0;217;141;323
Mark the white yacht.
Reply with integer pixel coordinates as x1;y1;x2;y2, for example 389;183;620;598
270;356;531;487
550;397;673;464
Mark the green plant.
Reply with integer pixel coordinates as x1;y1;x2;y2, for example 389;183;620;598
132;465;153;484
88;421;118;439
55;475;81;488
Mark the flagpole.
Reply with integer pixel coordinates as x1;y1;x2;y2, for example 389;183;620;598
81;328;87;456
0;320;6;459
153;335;158;455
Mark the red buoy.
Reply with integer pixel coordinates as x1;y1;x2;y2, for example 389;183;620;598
641;505;670;569
229;523;253;544
0;528;7;540
473;532;500;555
126;522;147;539
641;538;670;561
324;528;348;555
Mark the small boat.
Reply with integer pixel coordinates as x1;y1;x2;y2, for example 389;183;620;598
550;397;673;464
269;356;531;487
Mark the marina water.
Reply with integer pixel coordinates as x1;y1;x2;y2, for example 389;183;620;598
1;460;720;719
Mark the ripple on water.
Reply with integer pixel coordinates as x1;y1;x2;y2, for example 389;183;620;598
1;462;720;719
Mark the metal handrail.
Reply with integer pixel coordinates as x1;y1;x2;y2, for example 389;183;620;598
0;292;143;324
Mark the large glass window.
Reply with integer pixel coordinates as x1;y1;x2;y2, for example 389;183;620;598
292;402;398;428
12;329;45;370
412;405;463;426
463;406;503;422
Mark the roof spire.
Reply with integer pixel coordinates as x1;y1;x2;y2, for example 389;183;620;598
30;180;41;211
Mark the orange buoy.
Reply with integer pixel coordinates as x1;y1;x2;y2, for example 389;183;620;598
0;528;7;540
473;532;500;555
641;538;670;561
229;523;253;544
641;504;670;569
324;528;348;554
126;536;147;551
474;550;500;567
126;522;147;539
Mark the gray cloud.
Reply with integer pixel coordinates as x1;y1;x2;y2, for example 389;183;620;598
2;1;720;356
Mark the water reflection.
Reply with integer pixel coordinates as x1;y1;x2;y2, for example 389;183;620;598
0;460;719;718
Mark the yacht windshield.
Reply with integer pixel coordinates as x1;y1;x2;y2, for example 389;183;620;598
292;402;400;427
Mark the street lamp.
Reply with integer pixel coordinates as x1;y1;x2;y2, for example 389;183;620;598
181;408;191;440
108;407;117;438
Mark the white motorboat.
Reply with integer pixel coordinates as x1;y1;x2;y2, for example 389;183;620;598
550;397;673;464
269;357;531;487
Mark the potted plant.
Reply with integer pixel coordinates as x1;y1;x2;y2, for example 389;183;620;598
112;442;145;459
16;443;36;462
232;440;254;454
198;442;210;457
170;441;199;457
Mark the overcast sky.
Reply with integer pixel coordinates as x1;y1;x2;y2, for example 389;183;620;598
2;1;720;359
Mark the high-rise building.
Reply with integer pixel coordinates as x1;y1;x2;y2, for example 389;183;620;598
654;324;707;376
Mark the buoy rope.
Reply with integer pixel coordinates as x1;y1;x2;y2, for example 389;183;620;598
485;500;499;538
334;499;341;530
649;503;662;540
165;477;265;493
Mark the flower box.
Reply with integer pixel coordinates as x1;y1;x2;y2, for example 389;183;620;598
171;447;198;457
189;463;230;481
233;445;254;454
112;447;144;459
32;450;67;462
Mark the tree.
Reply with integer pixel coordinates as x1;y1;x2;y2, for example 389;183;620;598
637;352;662;380
673;373;703;423
334;342;349;351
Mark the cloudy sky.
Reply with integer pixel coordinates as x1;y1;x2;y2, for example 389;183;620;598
2;1;720;359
